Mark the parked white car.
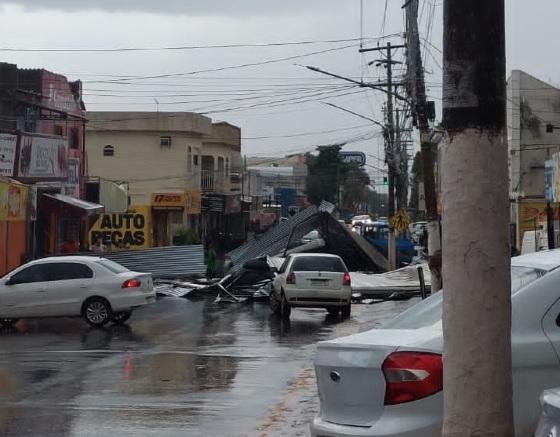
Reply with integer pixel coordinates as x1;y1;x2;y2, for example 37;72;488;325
0;256;156;327
270;253;351;319
351;215;372;227
311;250;560;437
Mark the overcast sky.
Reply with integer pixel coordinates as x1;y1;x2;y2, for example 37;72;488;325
0;0;558;187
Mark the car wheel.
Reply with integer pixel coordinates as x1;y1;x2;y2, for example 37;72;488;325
270;290;282;315
327;307;340;316
280;291;291;320
83;298;111;327
112;310;132;324
341;304;351;319
0;318;18;327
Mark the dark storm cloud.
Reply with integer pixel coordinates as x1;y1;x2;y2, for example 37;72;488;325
3;0;341;16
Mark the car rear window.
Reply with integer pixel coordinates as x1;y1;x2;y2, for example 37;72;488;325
96;259;130;274
383;266;547;330
291;256;346;272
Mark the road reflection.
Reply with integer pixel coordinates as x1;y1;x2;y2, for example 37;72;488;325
0;297;375;436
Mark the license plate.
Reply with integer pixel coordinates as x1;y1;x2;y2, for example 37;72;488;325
310;279;329;287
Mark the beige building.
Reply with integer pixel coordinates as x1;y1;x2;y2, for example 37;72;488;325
86;112;242;247
508;70;560;250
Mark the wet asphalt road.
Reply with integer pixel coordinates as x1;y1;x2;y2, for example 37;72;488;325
0;295;417;437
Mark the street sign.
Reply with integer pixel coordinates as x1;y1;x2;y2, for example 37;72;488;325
339;151;366;166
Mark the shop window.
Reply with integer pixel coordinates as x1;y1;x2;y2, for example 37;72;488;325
103;145;115;156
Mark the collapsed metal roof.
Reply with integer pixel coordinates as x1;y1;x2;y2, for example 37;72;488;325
228;203;387;273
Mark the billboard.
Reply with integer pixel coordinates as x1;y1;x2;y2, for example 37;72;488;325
18;135;68;180
0;134;17;177
339;151;366;166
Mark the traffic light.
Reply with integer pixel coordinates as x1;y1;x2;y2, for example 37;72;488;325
383;176;388;186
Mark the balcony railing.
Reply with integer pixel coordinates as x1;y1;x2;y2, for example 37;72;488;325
201;170;225;192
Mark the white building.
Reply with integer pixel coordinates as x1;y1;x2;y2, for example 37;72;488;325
508;70;560;250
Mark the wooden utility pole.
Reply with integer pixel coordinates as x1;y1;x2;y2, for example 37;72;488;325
405;0;442;290
442;1;513;436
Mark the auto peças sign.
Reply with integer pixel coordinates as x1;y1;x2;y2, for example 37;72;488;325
89;206;151;249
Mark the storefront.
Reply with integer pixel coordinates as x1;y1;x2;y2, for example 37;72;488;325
516;200;560;249
151;192;186;247
36;193;103;255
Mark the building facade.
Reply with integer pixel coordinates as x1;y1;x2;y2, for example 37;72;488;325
0;62;94;267
86;112;243;248
508;70;560;250
245;154;308;229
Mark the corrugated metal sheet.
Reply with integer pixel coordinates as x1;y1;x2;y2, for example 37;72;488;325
228;205;319;271
227;203;387;273
103;245;205;279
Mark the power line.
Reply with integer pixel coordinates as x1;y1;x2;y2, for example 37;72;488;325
0;37;394;53
84;84;355;105
86;44;362;83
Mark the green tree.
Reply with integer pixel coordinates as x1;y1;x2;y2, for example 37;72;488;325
306;146;371;214
306;146;343;205
342;165;371;213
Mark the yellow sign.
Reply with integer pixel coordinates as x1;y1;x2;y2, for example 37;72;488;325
0;180;27;222
89;205;151;249
390;208;411;234
151;192;185;209
186;191;202;215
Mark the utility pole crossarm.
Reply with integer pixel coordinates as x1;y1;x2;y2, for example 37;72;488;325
359;44;407;52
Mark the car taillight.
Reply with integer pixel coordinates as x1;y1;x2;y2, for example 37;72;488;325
122;279;141;289
382;352;443;405
286;272;296;284
343;271;351;286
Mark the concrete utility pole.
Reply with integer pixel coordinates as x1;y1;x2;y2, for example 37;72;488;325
359;42;406;271
394;108;409;210
405;0;442;290
442;1;513;436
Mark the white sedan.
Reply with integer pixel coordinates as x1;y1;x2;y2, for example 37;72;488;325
311;250;560;437
0;256;156;327
270;253;352;319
